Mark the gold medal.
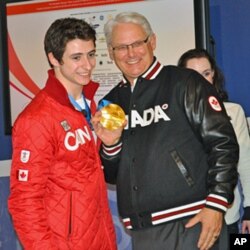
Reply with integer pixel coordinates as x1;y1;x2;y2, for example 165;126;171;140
100;104;126;130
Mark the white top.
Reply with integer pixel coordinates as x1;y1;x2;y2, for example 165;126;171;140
224;102;250;224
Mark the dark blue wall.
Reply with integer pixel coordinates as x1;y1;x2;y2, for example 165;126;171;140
0;85;12;160
210;0;250;116
0;82;15;249
0;177;19;250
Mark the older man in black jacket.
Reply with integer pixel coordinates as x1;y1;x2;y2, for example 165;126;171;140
92;11;239;250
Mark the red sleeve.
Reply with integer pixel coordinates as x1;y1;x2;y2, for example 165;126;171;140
8;115;58;249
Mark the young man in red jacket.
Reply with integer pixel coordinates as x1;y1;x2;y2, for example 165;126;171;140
8;17;116;250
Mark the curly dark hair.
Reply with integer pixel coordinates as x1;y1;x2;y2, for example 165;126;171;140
44;17;96;67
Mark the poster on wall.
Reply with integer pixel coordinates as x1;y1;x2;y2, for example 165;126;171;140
7;0;196;125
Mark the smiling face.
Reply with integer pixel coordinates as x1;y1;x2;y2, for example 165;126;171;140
109;22;156;84
49;38;96;99
185;57;215;84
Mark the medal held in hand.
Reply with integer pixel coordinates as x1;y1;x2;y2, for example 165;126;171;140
100;104;126;130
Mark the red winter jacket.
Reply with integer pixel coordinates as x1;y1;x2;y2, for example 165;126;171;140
8;70;117;250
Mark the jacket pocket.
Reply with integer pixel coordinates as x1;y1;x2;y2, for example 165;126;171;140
170;150;194;187
68;192;72;238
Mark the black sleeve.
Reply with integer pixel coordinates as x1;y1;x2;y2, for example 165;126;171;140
184;71;239;204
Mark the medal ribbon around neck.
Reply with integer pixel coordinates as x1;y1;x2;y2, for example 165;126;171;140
68;94;92;129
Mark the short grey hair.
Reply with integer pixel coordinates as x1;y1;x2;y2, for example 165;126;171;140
104;12;154;46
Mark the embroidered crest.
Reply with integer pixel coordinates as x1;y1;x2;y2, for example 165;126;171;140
20;150;30;163
208;96;222;111
61;120;71;131
18;169;29;182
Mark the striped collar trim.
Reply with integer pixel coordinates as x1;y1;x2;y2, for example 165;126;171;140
142;59;163;80
121;59;163;85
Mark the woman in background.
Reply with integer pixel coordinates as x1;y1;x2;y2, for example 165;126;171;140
178;48;250;235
